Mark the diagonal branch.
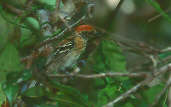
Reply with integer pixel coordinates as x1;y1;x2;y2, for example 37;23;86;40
35;15;86;49
103;63;171;107
151;73;171;107
103;79;150;107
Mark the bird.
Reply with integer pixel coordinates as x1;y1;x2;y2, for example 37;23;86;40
46;24;95;73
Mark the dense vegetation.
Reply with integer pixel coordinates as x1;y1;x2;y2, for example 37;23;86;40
0;0;171;107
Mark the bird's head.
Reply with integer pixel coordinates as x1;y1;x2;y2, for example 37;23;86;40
74;25;96;38
75;25;95;33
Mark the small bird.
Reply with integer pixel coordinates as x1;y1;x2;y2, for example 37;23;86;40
46;25;95;73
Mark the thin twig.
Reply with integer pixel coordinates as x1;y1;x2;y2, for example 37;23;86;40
93;25;160;55
103;79;150;107
168;81;171;107
148;8;170;23
48;72;148;78
26;0;34;9
56;0;61;10
35;15;86;49
161;47;171;52
0;7;28;29
3;3;24;15
21;15;86;62
48;64;171;79
153;63;171;77
149;55;158;68
103;63;171;107
168;73;171;107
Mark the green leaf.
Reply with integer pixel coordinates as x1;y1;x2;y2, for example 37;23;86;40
6;70;31;84
6;72;21;83
47;81;89;107
96;85;118;106
2;82;19;106
159;51;171;59
122;80;134;90
21;70;32;81
146;0;171;23
88;40;126;72
124;102;134;107
94;79;105;87
138;101;149;107
33;103;58;107
0;44;22;72
24;17;40;31
94;79;134;106
23;86;46;98
20;28;37;47
142;83;165;104
0;72;7;83
0;84;6;105
163;103;168;107
0;11;14;50
0;7;26;33
37;0;56;6
49;94;85;107
36;0;56;10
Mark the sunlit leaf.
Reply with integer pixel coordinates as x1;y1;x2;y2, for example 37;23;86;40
24;17;40;31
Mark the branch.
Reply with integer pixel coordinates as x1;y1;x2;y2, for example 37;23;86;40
151;73;171;107
103;79;150;107
153;63;171;77
21;15;86;66
161;47;171;52
103;63;171;107
148;8;171;23
48;72;148;78
93;25;160;55
168;80;171;107
35;15;86;49
49;63;171;79
167;72;171;107
3;3;24;15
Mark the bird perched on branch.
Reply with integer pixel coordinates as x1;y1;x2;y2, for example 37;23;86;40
46;24;95;73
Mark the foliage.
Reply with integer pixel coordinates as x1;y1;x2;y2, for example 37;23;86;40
2;82;19;106
24;17;40;31
0;44;23;72
0;84;5;106
88;39;126;73
0;0;171;107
